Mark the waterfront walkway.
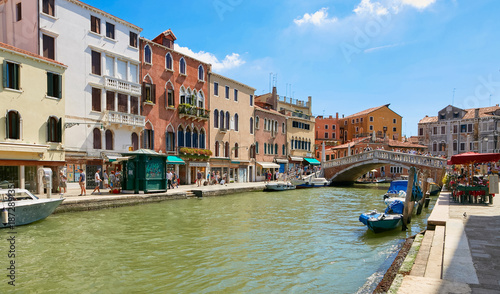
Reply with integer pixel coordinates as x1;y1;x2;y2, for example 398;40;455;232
396;191;500;293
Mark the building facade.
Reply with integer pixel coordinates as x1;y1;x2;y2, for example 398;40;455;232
0;42;67;193
418;105;500;158
140;30;210;184
208;73;255;183
315;114;341;161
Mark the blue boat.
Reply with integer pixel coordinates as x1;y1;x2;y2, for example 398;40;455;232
384;180;408;198
359;200;404;233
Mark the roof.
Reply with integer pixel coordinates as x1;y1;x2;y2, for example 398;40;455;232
331;137;371;150
254;105;286;117
344;104;395;118
388;139;427;149
419;115;438;124
419;105;500;124
210;72;256;91
0;42;67;68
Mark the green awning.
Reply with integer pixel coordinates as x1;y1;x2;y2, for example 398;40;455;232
304;157;321;165
166;156;185;165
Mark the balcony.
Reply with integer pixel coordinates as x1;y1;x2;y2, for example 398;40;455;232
178;104;209;121
104;111;145;128
219;127;228;133
105;76;141;96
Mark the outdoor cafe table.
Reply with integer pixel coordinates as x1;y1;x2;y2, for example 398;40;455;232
454;185;490;204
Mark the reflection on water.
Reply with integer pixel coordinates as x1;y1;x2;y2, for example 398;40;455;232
2;184;433;293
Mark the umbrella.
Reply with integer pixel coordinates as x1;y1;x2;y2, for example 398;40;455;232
448;152;500;165
370;169;378;172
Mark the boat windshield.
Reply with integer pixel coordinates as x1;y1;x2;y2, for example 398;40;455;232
0;190;38;201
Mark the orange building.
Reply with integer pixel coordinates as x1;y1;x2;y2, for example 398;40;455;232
339;104;403;142
314;113;341;161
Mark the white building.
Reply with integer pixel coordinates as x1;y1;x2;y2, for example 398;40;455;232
1;0;143;185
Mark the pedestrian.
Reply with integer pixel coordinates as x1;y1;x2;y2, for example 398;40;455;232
59;171;67;195
197;170;202;187
103;170;109;188
92;168;102;195
109;171;116;189
78;168;86;196
167;170;174;189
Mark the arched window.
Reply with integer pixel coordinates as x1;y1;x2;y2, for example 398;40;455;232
185;127;192;147
256;142;259;154
165;127;175;152
93;128;101;149
105;130;113;150
193;129;199;148
143;128;154;150
215;141;220;157
131;132;139;151
198;65;204;81
199;129;206;149
144;45;152;64
178;126;185;148
282;144;285;155
250;117;254;134
186;88;192;105
255;116;260;129
264;118;268;131
166;82;174;107
220;110;225;130
225;111;230;130
165;53;173;70
197;91;204;109
6;110;20;140
234;113;239;131
180;86;186;104
264;143;267;155
214;109;219;128
47;116;61;143
179;57;186;74
274;143;278;155
234;143;239;158
268;143;271;154
225;142;230;158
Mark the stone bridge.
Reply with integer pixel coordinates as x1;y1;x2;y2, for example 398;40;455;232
322;150;447;185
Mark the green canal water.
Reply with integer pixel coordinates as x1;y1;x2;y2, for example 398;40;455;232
1;184;434;293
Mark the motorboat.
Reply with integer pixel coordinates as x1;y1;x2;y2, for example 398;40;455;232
291;174;330;188
264;182;296;191
384;180;408;199
1;189;64;228
359;200;404;233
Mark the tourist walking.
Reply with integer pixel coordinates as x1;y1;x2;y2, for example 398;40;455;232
167;170;174;189
103;170;109;188
109;171;116;188
78;168;86;196
92;169;102;195
197;170;203;187
59;171;67;195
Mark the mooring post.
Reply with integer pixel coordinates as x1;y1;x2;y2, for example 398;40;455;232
403;167;416;231
417;170;430;215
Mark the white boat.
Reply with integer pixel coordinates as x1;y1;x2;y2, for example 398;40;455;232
1;189;64;228
264;182;296;191
291;175;330;188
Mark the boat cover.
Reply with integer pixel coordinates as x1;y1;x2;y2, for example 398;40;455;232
385;199;404;214
387;180;408;194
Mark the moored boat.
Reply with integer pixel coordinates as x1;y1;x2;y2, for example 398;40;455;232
429;182;442;196
291;176;330;188
1;189;64;228
265;182;296;191
383;180;408;198
359;210;403;233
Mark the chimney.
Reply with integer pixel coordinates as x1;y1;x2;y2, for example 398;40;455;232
475;108;480;118
336;112;339;120
271;86;278;110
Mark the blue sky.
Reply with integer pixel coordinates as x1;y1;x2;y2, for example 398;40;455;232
86;0;500;136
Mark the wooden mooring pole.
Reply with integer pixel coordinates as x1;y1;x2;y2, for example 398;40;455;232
402;167;416;231
417;170;430;215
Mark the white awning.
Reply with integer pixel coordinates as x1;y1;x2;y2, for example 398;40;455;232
257;162;280;169
289;156;303;162
275;159;288;164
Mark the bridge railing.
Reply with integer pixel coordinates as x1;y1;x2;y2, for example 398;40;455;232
322;150;447;169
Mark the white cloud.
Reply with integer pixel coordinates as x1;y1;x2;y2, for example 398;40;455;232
174;44;245;72
294;7;338;26
401;0;436;9
353;0;389;16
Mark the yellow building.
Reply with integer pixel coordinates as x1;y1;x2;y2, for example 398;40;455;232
0;42;67;194
340;104;402;142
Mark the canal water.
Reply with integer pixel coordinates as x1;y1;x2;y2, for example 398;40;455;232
2;184;433;293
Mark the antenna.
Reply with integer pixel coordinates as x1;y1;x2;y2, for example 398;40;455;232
269;72;273;93
452;88;456;105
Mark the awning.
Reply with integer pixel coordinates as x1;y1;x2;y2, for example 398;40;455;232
289;156;303;162
105;155;120;162
275;158;288;164
304;157;321;165
257;162;280;169
166;156;185;165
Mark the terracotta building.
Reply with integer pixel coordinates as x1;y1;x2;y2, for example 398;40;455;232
140;30;211;184
315;113;341;161
208;73;255;183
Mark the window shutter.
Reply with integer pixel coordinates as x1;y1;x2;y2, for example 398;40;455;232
13;64;19;90
58;74;62;98
151;130;154;150
142;132;146;148
5;111;9;139
46;118;50;142
2;62;7;88
141;82;145;102
152;84;156;104
47;72;53;96
57;118;62;142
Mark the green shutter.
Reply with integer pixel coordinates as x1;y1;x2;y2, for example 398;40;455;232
2;62;7;88
5;111;9;139
57;74;62;98
47;72;53;96
57;118;62;142
12;63;19;90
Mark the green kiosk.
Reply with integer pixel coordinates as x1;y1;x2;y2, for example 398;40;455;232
121;149;168;194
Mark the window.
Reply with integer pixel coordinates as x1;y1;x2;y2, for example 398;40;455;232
225;86;229;99
3;61;20;90
93;128;101;149
215;141;220;157
106;91;115;110
332;133;336;139
432;142;437;152
214;109;219;128
16;3;22;21
234;114;239;131
453;125;458;134
369;116;374;122
177;126;184;148
440;114;445;120
179;58;186;74
467;124;472;133
105;130;113;150
369;125;373;131
441;126;445;134
326;155;330;161
255;116;259;129
274;144;278;155
198;65;204;81
46;72;62;98
453;112;460;119
130;96;138;114
332;125;336;130
433;126;437;135
250;118;254;134
282;123;285;133
91;16;100;34
250;95;253;106
356;118;359;123
42;34;55;60
393;127;397;132
225;142;230;158
6;110;20;139
165;53;172;70
453;140;458;152
460;124;467;133
234;89;238;101
129;32;138;48
144;45;152;64
214;82;219;96
92;87;101;112
185;127;192;147
142;83;155;103
118;93;127;113
165;130;175;152
143;129;154;150
220;110;224;129
131;132;139;151
460;142;465;151
352;119;355;124
234;143;239;158
199;130;206;149
393;118;397;124
325;125;329;130
91;50;101;75
105;22;115;39
282;144;285;155
264;143;267;154
256;142;259;154
42;0;54;16
225;112;230;129
419;128;423;136
166;85;174;107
